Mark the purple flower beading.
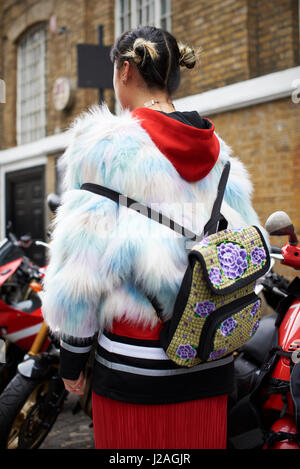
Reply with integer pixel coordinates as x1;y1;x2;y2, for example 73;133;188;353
250;246;266;266
209;266;222;285
250;300;260;317
217;242;248;280
251;320;260;336
209;348;227;360
220;317;237;337
176;344;197;360
195;300;215;318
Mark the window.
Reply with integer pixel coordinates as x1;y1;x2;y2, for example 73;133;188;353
118;0;132;36
17;23;47;145
160;0;171;31
136;0;155;27
115;0;172;37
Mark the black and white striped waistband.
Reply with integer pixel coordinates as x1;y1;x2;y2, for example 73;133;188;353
96;330;233;377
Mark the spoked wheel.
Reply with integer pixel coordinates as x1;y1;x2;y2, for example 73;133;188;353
0;373;67;449
7;381;55;449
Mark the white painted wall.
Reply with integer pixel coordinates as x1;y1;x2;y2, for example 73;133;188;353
174;66;300;115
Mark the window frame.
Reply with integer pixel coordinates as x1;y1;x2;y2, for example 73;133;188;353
16;23;47;145
115;0;172;38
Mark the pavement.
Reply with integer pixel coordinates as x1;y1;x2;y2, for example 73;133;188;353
39;392;95;449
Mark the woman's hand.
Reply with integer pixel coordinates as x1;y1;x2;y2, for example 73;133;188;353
62;371;86;395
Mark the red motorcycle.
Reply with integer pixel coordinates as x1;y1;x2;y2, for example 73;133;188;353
0;230;48;393
229;211;300;449
0;195;83;449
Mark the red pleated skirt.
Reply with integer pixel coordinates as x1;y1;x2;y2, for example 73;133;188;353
92;391;228;449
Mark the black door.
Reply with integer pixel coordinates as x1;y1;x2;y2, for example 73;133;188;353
5;165;46;266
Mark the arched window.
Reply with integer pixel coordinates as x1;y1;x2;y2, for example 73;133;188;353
17;23;47;145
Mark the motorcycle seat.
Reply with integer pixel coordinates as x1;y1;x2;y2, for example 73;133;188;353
239;312;278;366
12;296;41;314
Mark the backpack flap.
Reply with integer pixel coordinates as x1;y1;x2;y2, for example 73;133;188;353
190;225;270;294
160;226;271;367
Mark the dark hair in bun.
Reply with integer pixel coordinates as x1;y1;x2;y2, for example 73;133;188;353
110;26;198;95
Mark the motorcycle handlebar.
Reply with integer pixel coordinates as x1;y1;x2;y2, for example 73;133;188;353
270;245;282;254
270;241;300;270
35;240;50;249
8;232;19;245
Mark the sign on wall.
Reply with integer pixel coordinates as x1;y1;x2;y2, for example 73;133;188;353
53;77;75;111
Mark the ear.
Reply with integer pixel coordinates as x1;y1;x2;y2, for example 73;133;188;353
121;60;131;84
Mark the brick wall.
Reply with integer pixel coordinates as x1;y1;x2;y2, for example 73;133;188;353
251;0;299;77
172;0;300;99
172;0;250;99
211;96;300;278
1;0;299;148
0;0;115;150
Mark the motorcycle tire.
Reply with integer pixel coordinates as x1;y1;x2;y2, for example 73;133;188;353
0;372;66;449
0;342;25;394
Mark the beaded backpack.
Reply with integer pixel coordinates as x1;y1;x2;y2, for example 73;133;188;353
81;161;270;367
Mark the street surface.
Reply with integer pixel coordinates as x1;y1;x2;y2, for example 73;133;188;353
40;393;94;449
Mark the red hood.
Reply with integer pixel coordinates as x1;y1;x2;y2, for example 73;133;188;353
131;107;220;182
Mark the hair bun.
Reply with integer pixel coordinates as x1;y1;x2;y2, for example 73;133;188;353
132;38;158;67
178;42;197;69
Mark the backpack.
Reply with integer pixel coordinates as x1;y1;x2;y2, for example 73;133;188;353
81;161;270;367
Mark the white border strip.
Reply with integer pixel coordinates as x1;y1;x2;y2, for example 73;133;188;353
95;352;233;376
174;66;300;116
99;334;170;360
5;322;43;343
0;131;71;165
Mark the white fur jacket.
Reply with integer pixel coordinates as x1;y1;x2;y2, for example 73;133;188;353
41;104;267;340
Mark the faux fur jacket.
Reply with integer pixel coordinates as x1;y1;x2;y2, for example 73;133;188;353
41;104;267;340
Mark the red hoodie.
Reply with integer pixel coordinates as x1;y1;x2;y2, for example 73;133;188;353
131;107;220;183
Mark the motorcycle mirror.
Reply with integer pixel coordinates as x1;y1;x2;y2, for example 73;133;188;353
265;211;298;245
19;233;33;248
47;193;61;213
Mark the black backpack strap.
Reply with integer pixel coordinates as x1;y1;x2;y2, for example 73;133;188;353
203;161;230;236
80;161;231;243
80;183;199;317
80;163;230;318
80;182;203;243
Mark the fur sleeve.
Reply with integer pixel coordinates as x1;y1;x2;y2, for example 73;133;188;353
41;187;119;338
41;106;123;337
41;104;187;337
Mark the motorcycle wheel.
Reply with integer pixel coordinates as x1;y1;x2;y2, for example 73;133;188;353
0;373;67;449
